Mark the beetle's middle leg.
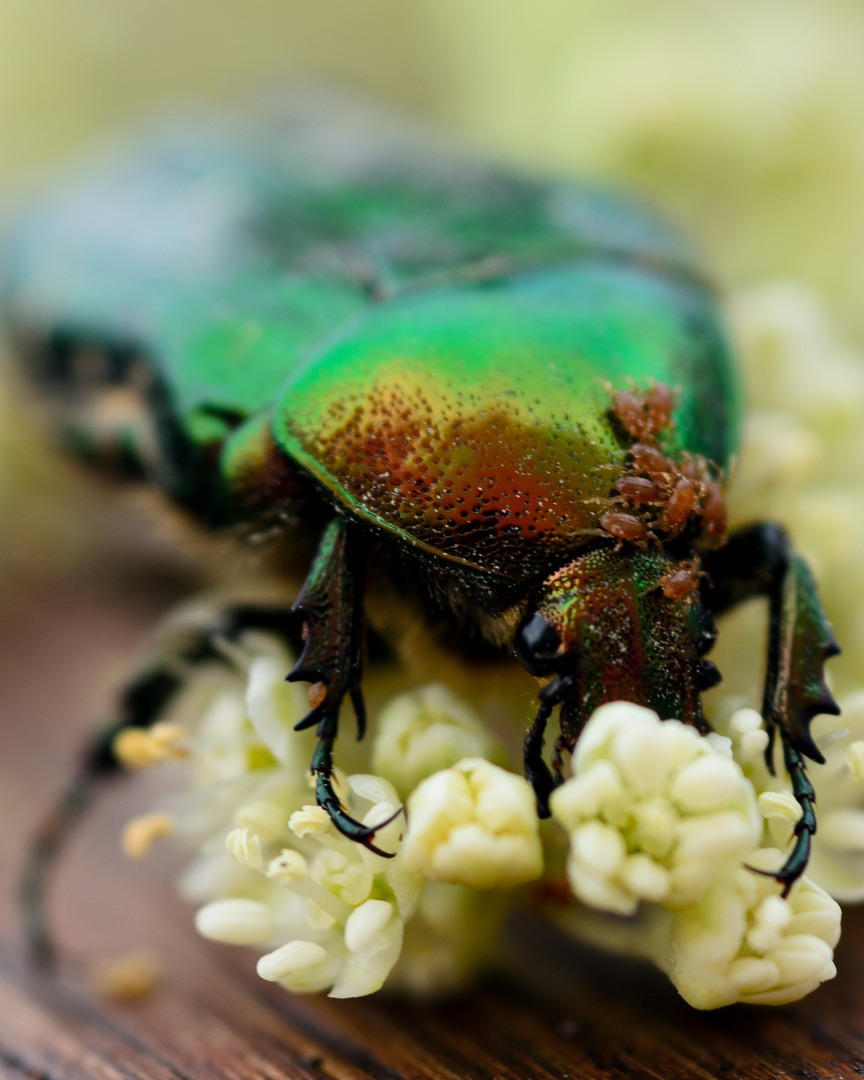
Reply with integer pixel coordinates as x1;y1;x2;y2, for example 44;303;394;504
703;522;840;893
288;517;399;856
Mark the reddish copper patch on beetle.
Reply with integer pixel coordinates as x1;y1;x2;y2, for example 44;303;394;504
298;376;615;582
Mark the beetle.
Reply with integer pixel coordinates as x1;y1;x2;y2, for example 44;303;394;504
1;117;839;960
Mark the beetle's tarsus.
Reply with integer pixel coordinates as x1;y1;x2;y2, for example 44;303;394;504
311;732;400;857
292;706;326;732
350;685;367;741
748;740;817;896
763;724;777;778
704;523;839;885
290;519;375;849
20;692;171;967
524;675;574;817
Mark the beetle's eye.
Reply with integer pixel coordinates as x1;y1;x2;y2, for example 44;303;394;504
515;612;562;676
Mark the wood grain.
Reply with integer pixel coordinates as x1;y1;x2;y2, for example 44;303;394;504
3;581;864;1080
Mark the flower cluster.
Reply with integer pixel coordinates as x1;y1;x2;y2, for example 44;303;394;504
121;616;852;1009
549;703;760;914
665;852;840;1009
403;757;543;890
192;771;417;999
705;284;864;902
120;636;519;999
546;701;840;1007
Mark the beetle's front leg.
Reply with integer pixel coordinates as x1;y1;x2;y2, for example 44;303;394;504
288;518;398;857
524;675;576;818
703;522;840;893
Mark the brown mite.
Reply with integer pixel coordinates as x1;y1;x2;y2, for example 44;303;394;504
601;511;649;544
630;443;674;479
612;389;650;441
659;477;696;533
701;481;728;541
660;560;703;599
308;681;328;710
615;475;661;503
646;382;676;436
678;452;699;481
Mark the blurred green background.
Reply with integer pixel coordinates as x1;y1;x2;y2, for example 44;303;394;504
3;0;864;328
3;0;864;586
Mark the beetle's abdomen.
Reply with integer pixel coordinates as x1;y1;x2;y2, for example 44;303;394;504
273;262;740;584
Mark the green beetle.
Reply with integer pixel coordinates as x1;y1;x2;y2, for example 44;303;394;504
2;118;838;957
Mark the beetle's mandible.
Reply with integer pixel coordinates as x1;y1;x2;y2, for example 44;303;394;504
1;116;839;960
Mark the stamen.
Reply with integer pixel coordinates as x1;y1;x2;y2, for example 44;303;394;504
113;723;189;769
122;812;174;858
226;827;263;869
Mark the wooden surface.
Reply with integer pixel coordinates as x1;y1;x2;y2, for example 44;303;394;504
4;581;864;1080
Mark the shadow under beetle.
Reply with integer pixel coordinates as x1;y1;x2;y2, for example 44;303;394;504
0;114;838;962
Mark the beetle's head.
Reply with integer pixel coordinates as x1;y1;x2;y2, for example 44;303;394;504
515;543;718;730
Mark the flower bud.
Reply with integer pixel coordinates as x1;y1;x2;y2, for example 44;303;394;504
257;941;327;981
226;828;263;869
289;805;330;837
403;759;543;889
371;684;500;797
195;899;274;945
345;900;394;953
551;702;761;913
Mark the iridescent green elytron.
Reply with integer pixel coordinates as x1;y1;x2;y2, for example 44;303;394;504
271;263;737;587
1;116;837;895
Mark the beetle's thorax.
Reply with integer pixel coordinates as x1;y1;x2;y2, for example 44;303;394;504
533;544;713;737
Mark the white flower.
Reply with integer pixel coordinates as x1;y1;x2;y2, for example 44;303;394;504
403;758;543;889
122;627;530;997
553;851;840;1010
731;285;864;463
192;772;421;998
371;683;504;799
698;284;864;908
724;411;822;531
550;702;761;915
226;827;263;870
116;629;435;998
388;883;508;998
257;940;328;980
664;853;840;1009
723;284;864;679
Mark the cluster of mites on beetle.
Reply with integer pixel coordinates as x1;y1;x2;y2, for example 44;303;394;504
596;382;728;597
